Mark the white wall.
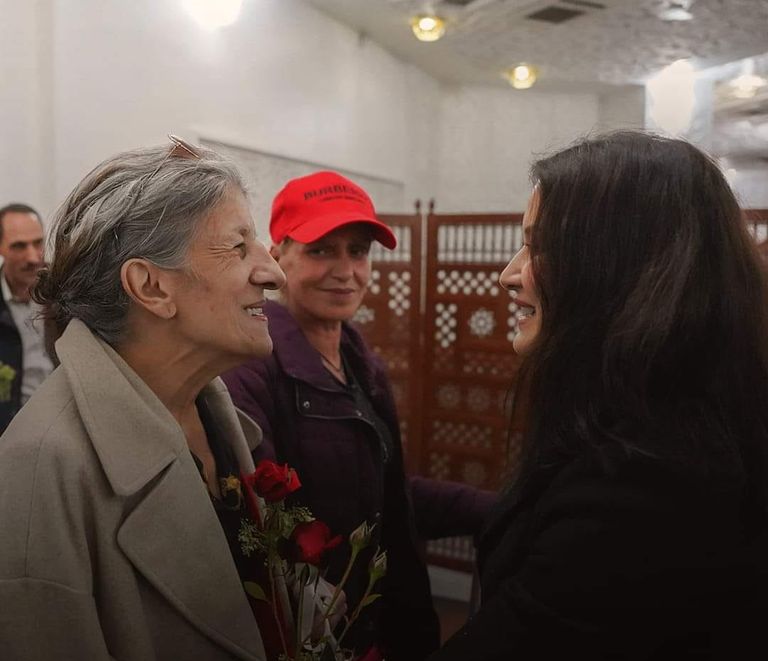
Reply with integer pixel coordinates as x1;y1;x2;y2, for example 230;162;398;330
597;85;646;132
435;86;601;212
50;0;434;207
1;0;646;223
0;0;53;215
727;166;768;209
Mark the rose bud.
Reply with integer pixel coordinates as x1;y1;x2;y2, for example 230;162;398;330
369;551;387;582
349;521;376;553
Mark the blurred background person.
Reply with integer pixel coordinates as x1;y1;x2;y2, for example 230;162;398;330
0;137;285;660
430;131;768;659
223;171;496;661
0;203;52;432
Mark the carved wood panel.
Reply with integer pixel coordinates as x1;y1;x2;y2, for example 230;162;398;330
351;213;423;474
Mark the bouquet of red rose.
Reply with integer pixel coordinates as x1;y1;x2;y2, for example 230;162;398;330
238;460;386;661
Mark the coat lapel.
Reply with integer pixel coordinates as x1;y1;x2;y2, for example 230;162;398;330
56;320;266;661
117;450;265;661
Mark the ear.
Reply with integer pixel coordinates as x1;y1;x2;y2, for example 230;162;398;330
120;258;177;320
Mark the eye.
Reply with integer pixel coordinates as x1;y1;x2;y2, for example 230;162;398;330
307;246;332;257
350;244;371;258
234;242;247;257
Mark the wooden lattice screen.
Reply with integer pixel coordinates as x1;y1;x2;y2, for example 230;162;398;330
356;207;768;574
419;213;524;571
353;211;524;572
351;212;424;473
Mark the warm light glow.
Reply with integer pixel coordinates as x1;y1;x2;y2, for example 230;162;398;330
503;64;538;90
659;1;693;21
410;14;446;42
647;59;696;136
729;73;767;99
183;0;243;30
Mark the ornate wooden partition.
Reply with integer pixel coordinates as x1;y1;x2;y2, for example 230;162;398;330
351;212;424;473
419;213;524;570
419;213;525;490
353;210;525;571
356;207;768;573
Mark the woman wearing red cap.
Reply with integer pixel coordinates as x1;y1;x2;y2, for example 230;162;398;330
223;171;495;661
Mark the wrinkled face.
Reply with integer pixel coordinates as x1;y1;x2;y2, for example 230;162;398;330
275;224;373;324
0;211;44;297
500;188;541;356
169;188;286;366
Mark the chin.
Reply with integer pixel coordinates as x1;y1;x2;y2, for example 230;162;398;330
512;335;534;357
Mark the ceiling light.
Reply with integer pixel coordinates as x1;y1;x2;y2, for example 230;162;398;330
728;73;767;99
183;0;242;30
410;14;446;42
503;64;538;90
659;1;693;21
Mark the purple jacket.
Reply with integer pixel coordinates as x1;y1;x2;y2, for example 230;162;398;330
223;300;442;660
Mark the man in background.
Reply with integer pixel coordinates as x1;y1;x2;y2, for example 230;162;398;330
0;203;53;433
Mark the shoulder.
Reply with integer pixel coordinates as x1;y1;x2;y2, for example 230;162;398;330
1;368;106;490
0;370;112;584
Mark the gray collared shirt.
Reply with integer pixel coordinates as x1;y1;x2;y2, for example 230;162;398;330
1;275;53;404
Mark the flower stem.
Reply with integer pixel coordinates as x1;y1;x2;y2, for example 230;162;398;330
335;576;374;649
268;553;290;659
300;548;359;648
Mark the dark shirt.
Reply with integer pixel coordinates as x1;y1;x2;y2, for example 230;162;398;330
193;398;284;658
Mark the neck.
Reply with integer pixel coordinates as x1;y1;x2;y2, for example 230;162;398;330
3;273;31;303
289;310;344;366
117;329;220;427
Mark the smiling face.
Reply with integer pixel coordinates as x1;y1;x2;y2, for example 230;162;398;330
168;187;286;367
274;224;373;324
0;210;44;301
500;188;541;357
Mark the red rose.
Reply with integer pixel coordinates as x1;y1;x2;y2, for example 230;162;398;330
245;460;301;503
292;520;342;565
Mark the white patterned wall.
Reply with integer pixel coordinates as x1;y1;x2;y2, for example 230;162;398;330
201;139;406;241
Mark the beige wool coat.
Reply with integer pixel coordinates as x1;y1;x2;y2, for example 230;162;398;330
0;319;268;661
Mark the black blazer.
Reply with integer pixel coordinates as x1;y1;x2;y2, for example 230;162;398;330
0;284;23;433
430;444;768;660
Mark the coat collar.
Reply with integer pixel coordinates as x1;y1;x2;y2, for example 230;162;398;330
55;319;266;660
264;299;379;393
55;319;262;495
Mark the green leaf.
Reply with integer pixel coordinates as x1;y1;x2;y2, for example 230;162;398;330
359;593;382;609
243;581;268;601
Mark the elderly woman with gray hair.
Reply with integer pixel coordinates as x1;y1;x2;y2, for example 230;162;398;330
0;137;286;661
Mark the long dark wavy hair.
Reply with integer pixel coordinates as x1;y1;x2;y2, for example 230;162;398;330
512;131;768;500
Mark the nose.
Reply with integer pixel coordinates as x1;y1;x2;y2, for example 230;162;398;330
25;244;43;265
499;245;526;291
330;253;355;281
251;242;286;291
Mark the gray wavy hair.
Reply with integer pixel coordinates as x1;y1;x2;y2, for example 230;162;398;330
34;139;246;348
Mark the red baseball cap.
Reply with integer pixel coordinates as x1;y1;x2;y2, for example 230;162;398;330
270;171;397;249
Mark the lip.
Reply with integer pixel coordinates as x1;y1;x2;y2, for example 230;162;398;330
322;288;357;295
515;296;534;309
244;300;268;321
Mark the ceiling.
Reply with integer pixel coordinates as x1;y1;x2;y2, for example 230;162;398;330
305;0;768;90
306;0;768;161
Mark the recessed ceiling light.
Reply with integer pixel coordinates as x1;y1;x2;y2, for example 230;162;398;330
659;1;693;21
183;0;242;29
410;14;446;42
502;64;538;90
729;73;768;99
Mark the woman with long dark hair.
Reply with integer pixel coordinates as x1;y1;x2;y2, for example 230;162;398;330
430;131;768;659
